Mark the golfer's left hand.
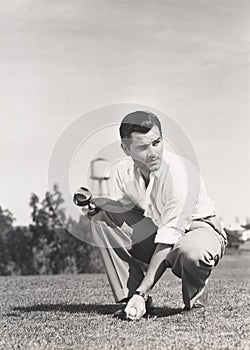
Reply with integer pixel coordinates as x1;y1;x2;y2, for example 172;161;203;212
124;294;146;321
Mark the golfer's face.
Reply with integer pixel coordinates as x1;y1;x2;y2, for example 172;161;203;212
128;125;163;174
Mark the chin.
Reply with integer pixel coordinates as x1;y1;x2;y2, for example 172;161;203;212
149;164;160;172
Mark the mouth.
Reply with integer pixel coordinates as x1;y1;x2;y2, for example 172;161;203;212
147;157;159;162
147;158;160;164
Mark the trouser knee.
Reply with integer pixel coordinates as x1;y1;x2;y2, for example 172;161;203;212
180;244;217;278
169;243;215;278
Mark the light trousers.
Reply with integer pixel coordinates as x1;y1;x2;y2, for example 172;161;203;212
91;201;227;309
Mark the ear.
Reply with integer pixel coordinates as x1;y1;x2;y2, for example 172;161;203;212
121;142;131;156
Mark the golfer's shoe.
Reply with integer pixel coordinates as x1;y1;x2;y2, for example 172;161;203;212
182;300;206;312
113;296;154;320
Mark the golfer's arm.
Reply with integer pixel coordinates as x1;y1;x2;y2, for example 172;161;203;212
136;243;172;295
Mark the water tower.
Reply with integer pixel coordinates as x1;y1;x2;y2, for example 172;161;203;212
90;158;111;197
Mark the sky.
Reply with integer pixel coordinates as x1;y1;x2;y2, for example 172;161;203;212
0;0;249;225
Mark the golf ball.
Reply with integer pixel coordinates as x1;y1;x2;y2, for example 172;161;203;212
129;307;137;317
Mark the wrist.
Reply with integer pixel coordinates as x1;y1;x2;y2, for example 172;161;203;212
134;290;148;301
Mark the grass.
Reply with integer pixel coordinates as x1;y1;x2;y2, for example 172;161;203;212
1;244;250;350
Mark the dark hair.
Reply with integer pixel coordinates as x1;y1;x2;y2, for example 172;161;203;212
119;111;162;146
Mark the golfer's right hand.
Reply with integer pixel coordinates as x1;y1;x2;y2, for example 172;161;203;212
125;294;146;321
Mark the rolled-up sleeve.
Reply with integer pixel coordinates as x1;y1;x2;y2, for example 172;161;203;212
154;227;184;245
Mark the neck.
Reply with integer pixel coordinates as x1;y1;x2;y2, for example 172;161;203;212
140;169;150;188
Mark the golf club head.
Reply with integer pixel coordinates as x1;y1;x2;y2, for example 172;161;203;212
73;187;92;206
73;187;99;216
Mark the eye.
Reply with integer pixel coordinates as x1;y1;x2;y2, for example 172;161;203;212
136;145;147;151
153;139;161;146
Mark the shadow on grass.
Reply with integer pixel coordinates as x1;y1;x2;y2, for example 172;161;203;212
11;303;121;315
150;306;183;318
10;304;183;318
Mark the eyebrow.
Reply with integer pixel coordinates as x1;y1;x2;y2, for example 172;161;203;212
135;136;162;147
152;137;161;143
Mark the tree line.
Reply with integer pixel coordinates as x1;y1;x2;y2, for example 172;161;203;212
0;185;104;275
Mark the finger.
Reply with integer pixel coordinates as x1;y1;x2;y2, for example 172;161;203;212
125;312;137;321
128;307;137;318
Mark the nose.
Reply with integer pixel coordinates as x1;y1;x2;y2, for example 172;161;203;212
147;145;157;158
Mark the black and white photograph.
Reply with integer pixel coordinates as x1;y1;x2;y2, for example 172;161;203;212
0;1;249;349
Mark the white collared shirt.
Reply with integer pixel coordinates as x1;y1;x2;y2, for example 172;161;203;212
111;150;216;245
